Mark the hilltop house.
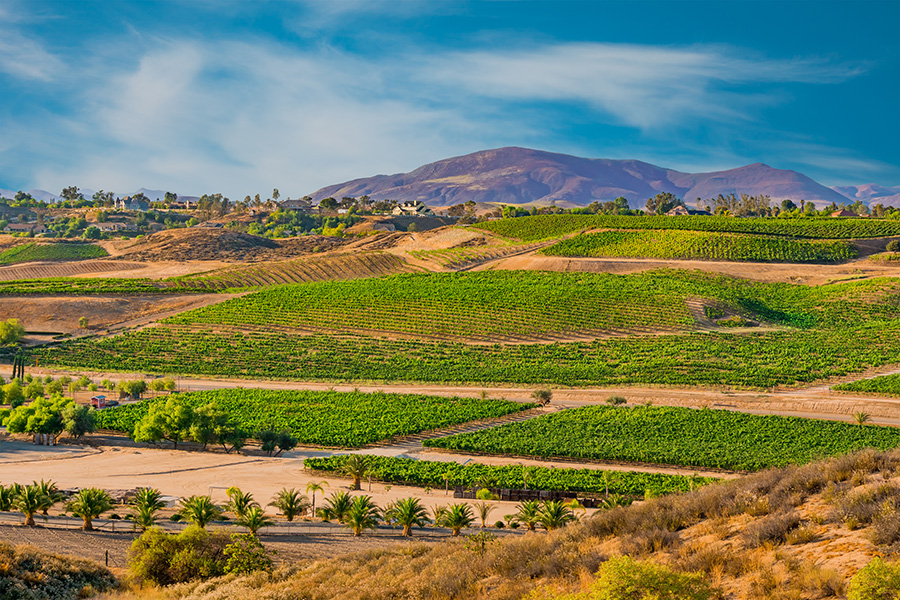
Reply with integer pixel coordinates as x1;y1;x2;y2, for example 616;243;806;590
5;223;48;234
94;222;132;232
116;196;150;211
392;200;435;217
665;205;691;216
279;197;314;211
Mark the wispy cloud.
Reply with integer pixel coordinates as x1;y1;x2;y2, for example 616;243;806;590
421;43;865;130
3;31;884;196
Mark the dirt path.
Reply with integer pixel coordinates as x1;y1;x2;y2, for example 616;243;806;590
478;253;900;285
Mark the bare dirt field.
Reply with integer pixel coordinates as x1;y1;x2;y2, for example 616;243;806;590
1;293;240;335
481;253;900;285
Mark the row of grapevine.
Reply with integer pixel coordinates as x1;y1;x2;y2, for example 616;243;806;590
0;242;109;265
161;271;900;343
542;230;856;263
30;316;900;389
474;214;900;241
424;405;900;471
94;388;533;447
833;374;900;397
304;454;716;496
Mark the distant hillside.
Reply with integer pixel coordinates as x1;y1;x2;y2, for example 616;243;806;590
308;147;852;209
833;183;900;208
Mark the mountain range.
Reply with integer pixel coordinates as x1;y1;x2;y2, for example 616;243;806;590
3;147;898;209
309;147;899;209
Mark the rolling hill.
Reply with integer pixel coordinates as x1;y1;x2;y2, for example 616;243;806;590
308;147;853;209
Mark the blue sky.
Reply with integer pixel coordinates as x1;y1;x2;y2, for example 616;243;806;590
1;0;897;199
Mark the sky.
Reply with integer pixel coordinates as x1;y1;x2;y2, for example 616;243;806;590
1;0;898;199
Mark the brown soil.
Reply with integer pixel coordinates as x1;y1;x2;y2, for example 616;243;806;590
480;253;900;285
111;228;351;263
0;260;148;281
0;294;236;335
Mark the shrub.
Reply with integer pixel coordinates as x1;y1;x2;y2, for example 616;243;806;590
742;511;801;547
605;395;626;406
886;240;900;252
128;525;230;586
0;541;116;600
568;555;719;600
223;533;274;575
848;557;900;600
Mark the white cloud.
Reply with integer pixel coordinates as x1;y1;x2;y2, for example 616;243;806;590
6;36;884;196
0;27;64;81
421;43;864;130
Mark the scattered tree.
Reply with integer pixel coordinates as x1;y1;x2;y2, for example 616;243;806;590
344;495;381;537
388;497;430;536
341;455;371;490
176;495;221;528
67;488;113;531
268;488;310;522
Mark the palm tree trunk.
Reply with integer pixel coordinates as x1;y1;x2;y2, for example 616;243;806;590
83;516;93;531
403;525;412;536
452;527;461;536
25;513;35;527
352;478;360;490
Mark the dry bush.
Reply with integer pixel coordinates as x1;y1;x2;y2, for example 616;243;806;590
785;525;818;545
743;511;801;548
834;482;900;526
619;527;680;555
868;511;900;553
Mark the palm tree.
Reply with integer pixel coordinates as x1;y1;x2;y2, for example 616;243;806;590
854;412;871;426
177;495;221;528
0;485;17;512
441;503;474;536
344;495;381;537
32;479;64;516
130;488;166;531
390;497;430;536
268;488;310;522
538;500;576;531
15;485;48;527
430;504;448;528
305;481;327;516
341;455;371;491
318;491;353;523
475;501;494;528
67;488;114;531
237;506;274;535
514;500;542;531
225;487;259;520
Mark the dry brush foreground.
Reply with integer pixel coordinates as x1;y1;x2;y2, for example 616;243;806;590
56;448;900;600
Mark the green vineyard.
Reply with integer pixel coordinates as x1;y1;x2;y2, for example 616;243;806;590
94;388;532;447
833;374;900;397
423;405;900;471
474;214;900;242
542;230;856;263
0;277;182;295
162;270;900;341
30;317;900;389
0;242;109;265
304;455;716;496
169;252;414;290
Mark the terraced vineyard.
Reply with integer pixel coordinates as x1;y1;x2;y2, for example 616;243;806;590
0;259;145;282
408;242;543;270
424;405;900;471
165;271;708;342
0;277;181;295
94;388;531;447
305;455;716;496
0;242;109;264
30;316;900;388
168;252;414;290
833;374;900;397
475;214;900;242
542;230;856;263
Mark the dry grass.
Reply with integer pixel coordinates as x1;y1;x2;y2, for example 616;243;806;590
41;449;900;599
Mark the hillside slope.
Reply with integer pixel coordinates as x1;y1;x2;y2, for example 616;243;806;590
308;147;851;208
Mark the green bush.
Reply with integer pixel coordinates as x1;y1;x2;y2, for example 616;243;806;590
0;541;116;600
128;525;230;586
886;240;900;252
848;557;900;600
542;555;718;599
